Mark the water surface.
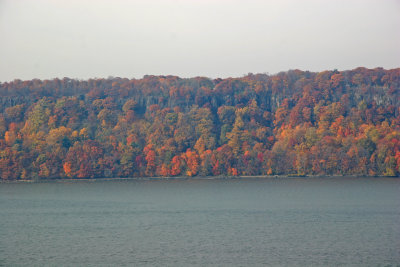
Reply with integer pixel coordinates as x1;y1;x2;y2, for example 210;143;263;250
1;178;399;266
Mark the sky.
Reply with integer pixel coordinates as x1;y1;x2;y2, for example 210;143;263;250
0;0;399;81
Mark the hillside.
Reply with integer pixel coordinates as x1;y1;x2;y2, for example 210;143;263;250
1;67;400;179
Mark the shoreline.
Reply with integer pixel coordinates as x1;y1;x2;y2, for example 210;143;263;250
1;175;398;183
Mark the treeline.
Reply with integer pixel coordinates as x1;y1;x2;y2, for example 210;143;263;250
0;67;400;180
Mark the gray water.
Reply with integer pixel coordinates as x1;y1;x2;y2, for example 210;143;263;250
1;178;399;266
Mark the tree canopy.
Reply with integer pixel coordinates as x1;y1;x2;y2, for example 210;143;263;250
1;68;400;180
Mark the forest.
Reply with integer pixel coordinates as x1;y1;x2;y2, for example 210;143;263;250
0;67;399;180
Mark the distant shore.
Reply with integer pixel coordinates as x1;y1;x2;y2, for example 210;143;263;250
1;175;398;183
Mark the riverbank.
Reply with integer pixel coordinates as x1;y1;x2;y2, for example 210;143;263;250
1;174;398;183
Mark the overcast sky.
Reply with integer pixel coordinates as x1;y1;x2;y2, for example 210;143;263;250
0;0;399;81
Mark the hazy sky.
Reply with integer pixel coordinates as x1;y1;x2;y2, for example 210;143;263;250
0;0;399;81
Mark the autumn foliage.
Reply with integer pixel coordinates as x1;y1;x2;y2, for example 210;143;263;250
0;67;400;180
